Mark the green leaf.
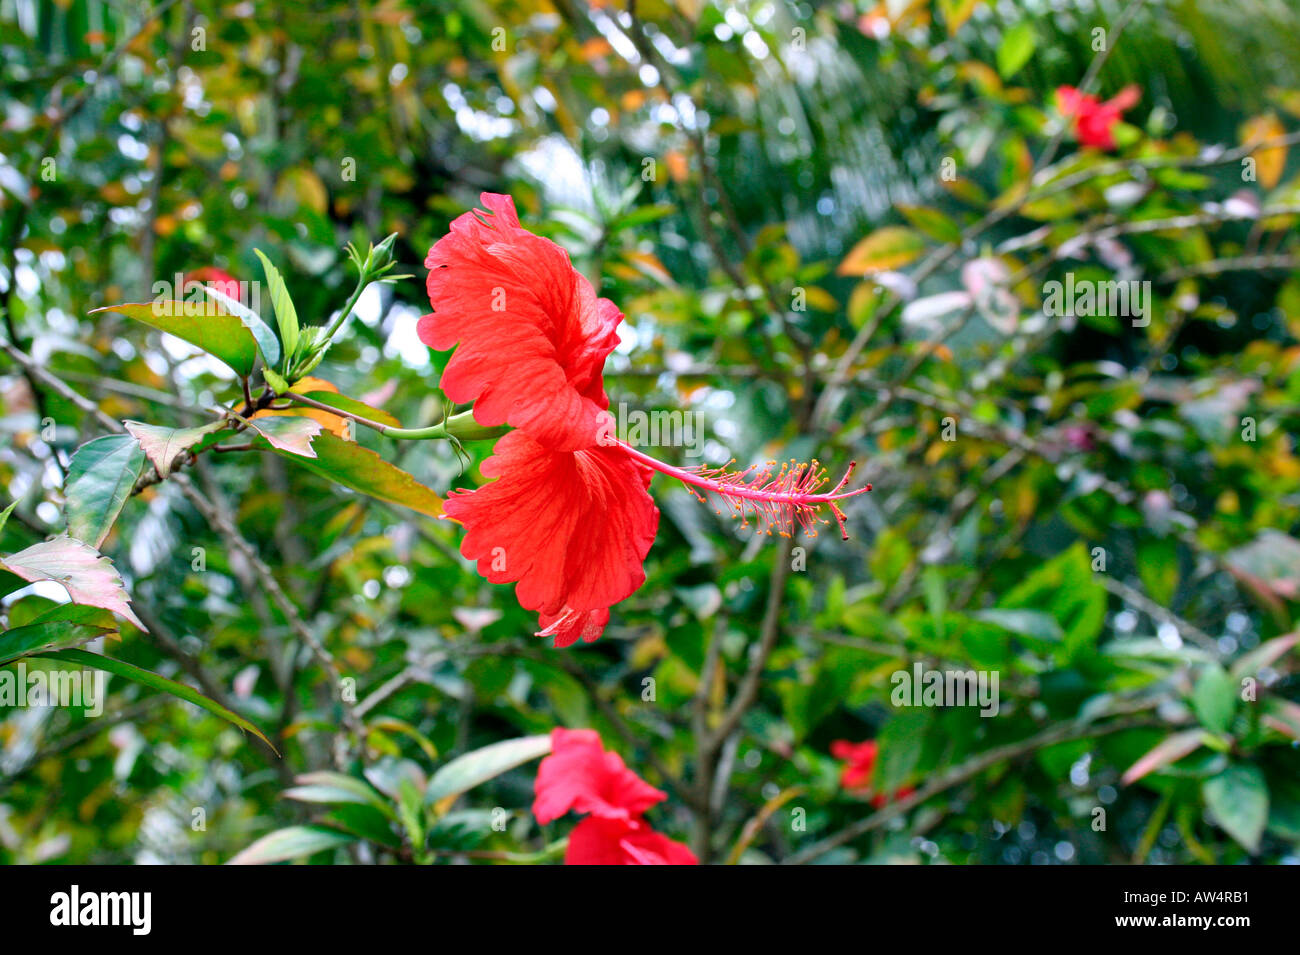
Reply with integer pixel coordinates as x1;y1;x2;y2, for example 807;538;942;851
321;804;402;847
188;427;240;456
778;652;859;741
197;283;282;369
64;435;146;548
283;771;396;818
263;367;290;394
0;570;29;601
1191;664;1238;735
1102;639;1216;666
0;619;116;666
614;203;676;230
27;601;119;630
264;431;444;518
0;500;16;537
1203;764;1269;853
35;647;273;749
254;249;300;369
922;566;947;639
397;777;425;849
89;302;259;378
998;544;1104;660
124;420;226;477
898;205;963;243
227;825;355;865
1137;537;1179;608
368;715;439;763
972;608;1063;642
997;21;1036;79
0;535;145;631
873;708;932;799
425;734;552;808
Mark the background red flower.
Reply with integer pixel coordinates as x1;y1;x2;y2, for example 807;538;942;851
533;728;696;865
831;739;917;809
1057;84;1140;151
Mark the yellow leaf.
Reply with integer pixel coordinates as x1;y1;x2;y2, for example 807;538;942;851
802;286;839;312
664;150;689;183
98;182;130;204
1240;113;1287;189
580;38;612;61
250;376;352;439
672;0;701;20
939;0;981;35
837;226;925;276
622;250;675;286
957;61;1003;97
277;167;328;215
848;282;884;328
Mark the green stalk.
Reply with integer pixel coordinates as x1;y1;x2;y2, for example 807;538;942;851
280;392;507;442
321;273;371;344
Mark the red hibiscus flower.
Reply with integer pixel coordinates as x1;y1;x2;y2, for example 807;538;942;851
533;728;697;865
186;266;241;300
421;194;870;648
421;193;621;453
1057;84;1140;152
831;739;916;809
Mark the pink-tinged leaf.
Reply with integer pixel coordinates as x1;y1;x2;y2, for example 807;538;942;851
1262;698;1300;740
360;378;399;409
125;420;227;477
1226;531;1300;601
1121;729;1208;786
246;415;321;457
227;826;356;865
960;257;1020;334
0;535;146;631
1230;631;1299;680
901;290;971;332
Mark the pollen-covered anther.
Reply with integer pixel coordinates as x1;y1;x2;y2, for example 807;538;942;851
617;442;871;539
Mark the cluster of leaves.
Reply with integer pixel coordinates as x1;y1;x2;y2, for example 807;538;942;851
1;0;1299;865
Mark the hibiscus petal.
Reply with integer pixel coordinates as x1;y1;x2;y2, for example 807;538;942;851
538;606;610;649
1106;84;1141;112
443;429;659;646
1055;85;1089;118
832;739;879;791
532;728;666;825
619;826;700;865
565;816;698;865
421;193;622;452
